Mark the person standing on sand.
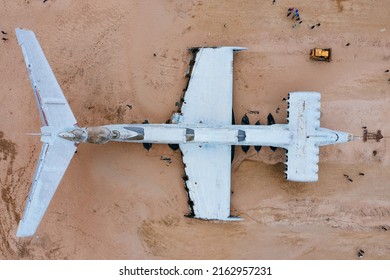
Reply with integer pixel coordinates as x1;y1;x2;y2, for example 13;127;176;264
292;9;299;20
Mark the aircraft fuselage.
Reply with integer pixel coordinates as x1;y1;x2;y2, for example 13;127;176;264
57;123;352;148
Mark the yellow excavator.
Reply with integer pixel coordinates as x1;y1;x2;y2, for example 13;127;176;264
310;48;332;62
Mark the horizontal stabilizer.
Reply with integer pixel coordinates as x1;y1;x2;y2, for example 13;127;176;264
17;138;77;237
16;28;77;128
16;28;79;237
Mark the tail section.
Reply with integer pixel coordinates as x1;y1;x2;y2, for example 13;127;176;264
16;28;78;237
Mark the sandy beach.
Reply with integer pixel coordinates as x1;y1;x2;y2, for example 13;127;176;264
1;0;390;259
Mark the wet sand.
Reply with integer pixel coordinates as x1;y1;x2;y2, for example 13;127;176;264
0;0;390;259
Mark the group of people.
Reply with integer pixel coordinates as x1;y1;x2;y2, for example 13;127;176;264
287;7;324;30
310;23;321;29
343;172;365;183
287;7;302;28
1;30;8;42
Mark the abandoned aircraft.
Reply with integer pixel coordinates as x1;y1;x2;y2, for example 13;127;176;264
15;28;353;237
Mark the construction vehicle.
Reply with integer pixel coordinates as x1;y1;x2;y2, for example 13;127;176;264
310;48;332;62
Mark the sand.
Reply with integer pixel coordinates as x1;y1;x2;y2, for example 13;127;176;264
0;0;390;259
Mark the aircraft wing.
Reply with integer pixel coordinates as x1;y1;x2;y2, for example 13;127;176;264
16;28;77;127
178;47;246;125
180;143;234;219
17;138;77;237
285;141;319;182
285;92;321;182
177;47;245;219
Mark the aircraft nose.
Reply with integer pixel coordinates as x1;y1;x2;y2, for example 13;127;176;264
334;132;353;143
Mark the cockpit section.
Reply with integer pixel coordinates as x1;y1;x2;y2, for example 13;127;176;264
58;126;143;144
